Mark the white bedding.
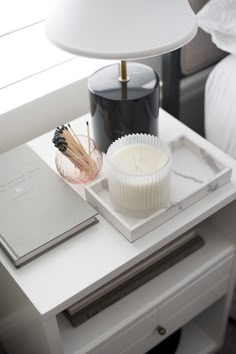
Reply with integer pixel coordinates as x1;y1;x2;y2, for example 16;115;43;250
205;54;236;159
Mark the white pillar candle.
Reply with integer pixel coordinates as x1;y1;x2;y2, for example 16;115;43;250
107;134;172;218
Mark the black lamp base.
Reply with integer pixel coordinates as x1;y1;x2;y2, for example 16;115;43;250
88;62;160;152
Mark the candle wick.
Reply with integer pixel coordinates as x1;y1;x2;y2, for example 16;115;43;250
139;145;143;161
133;155;139;170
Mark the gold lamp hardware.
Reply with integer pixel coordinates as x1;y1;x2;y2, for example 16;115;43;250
119;60;129;83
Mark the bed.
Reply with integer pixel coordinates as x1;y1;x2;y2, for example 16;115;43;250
205;54;236;159
162;0;227;136
162;0;236;160
197;0;236;159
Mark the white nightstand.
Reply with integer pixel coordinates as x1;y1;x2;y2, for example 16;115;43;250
1;109;236;354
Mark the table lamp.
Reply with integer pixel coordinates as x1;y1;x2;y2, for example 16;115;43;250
46;0;197;152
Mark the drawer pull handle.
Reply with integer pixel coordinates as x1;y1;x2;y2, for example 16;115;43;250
157;325;166;336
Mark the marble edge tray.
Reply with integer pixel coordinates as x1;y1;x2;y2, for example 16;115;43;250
85;135;232;242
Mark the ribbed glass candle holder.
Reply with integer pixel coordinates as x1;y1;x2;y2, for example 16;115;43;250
106;134;172;218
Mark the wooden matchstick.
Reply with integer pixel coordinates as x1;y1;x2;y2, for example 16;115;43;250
86;121;91;155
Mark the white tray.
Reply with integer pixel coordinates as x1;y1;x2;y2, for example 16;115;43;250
85;135;232;242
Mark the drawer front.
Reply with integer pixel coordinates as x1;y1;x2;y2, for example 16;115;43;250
160;277;229;340
159;256;233;323
124;278;229;354
122;331;160;354
90;310;158;354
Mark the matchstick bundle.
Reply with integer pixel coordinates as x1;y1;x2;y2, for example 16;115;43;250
52;123;97;176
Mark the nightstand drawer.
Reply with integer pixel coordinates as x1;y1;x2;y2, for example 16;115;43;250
122;331;160;354
160;277;229;339
159;256;233;323
123;278;229;354
90;310;158;354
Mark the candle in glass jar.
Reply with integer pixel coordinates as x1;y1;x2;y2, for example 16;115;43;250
112;144;168;174
107;134;172;218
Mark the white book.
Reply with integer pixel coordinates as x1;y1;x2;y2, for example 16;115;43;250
0;144;98;267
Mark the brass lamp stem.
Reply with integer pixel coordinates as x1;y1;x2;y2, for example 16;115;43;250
119;60;129;83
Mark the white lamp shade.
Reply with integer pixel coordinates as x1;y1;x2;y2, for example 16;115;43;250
46;0;198;60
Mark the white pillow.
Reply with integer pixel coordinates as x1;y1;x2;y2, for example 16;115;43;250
197;0;236;55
